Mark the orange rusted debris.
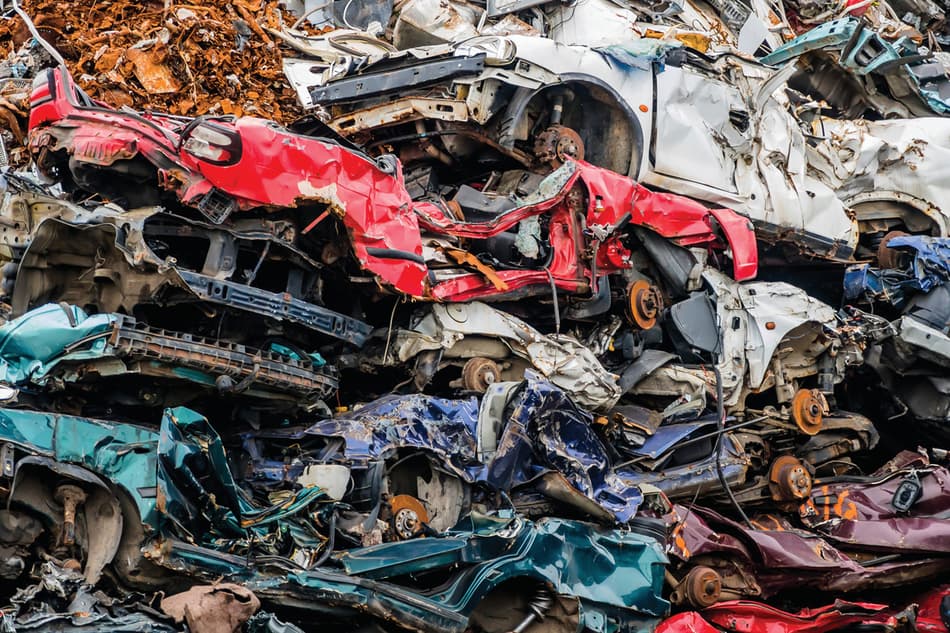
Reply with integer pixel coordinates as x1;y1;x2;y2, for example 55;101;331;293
125;47;181;94
0;0;318;124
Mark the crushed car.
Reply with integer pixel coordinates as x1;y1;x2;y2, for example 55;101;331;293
0;302;338;414
656;450;950;607
25;64;757;310
842;235;950;442
280;30;950;262
0;403;670;633
236;372;878;533
656;600;915;633
0;0;948;630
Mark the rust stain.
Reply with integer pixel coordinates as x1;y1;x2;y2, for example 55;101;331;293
671;522;691;559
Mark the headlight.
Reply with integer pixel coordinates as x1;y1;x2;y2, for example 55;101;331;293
181;121;242;165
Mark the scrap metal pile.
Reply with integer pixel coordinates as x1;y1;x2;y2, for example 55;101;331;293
0;0;948;631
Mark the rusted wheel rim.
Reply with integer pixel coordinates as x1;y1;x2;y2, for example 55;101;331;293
627;280;662;330
769;455;813;501
684;566;722;608
534;125;585;167
461;357;501;392
390;494;429;540
791;388;826;435
876;230;909;269
554;126;584;163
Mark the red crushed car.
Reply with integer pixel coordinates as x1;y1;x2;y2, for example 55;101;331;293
29;66;757;304
917;585;950;633
657;600;914;633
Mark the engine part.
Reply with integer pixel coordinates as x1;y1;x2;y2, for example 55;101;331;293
54;484;87;549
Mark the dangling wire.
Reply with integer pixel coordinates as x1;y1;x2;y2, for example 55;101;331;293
10;0;65;66
711;365;753;528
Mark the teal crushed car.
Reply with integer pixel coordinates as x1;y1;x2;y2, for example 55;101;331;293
0;406;669;633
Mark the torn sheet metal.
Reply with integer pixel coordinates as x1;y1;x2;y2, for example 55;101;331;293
6;562;180;631
762;18;950;117
288;33;858;259
845;236;950;306
392;0;481;48
0;405;328;561
844;247;950;442
617;427;755;503
635;269;858;414
390;302;622;409
713;271;840;402
413;159;757;302
861;318;950;443
0;404;669;633
28;67;756;306
301;392;483;481
616;410;877;505
331;513;669;631
809;116;950;247
487;374;646;521
157;406;328;547
265;372;866;516
5;405;337;594
29;66;430;295
302;374;643;522
289;25;950;262
8;210;372;349
4;1;950;628
169;513;670;633
798;453;950;553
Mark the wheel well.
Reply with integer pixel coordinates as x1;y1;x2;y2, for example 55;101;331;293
500;79;643;177
4;459;176;591
853;200;940;236
852;200;940;259
67;155;162;208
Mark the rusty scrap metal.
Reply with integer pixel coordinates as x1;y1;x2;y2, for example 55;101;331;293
0;0;307;123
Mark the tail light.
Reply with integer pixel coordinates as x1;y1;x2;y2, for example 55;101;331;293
30;72;51;102
181;120;242;165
